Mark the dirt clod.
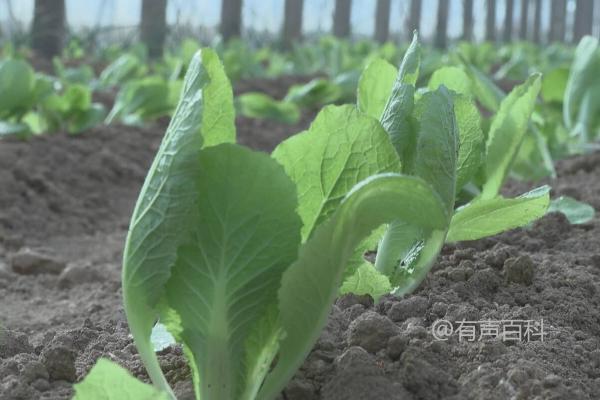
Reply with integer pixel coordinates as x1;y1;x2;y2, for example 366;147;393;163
9;248;66;275
41;346;77;382
0;328;33;358
388;296;428;322
346;312;398;353
58;262;105;288
503;255;535;285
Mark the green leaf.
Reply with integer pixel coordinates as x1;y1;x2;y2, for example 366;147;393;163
150;323;175;352
428;66;473;97
379;33;420;164
0;59;35;118
159;144;301;399
237;92;300;124
340;263;391;303
563;36;600;129
447;186;550;242
258;173;448;399
106;77;171;123
374;87;457;291
412;86;459;213
272;105;400;240
357;58;397;119
284;78;342;108
68;103;107;134
122;48;235;397
397;32;420;85
63;84;92;111
548;196;595;224
454;95;484;191
73;359;168;400
99;54;143;88
541;67;569;103
461;62;505;112
482;73;542;199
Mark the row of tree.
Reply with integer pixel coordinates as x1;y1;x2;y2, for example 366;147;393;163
29;0;597;59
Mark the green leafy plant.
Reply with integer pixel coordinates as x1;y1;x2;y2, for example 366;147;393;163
236;92;300;124
275;34;549;299
0;58;105;137
99;53;145;89
563;36;600;146
78;47;451;400
105;76;179;124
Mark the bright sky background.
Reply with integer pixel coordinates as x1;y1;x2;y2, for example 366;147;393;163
0;0;588;42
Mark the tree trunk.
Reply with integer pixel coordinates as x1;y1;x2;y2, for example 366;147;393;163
549;0;566;42
519;0;528;39
486;0;496;42
462;0;474;41
573;0;594;42
333;0;351;38
31;0;66;59
140;0;167;59
435;0;449;48
374;0;391;43
407;0;422;40
503;0;514;42
282;0;303;49
220;0;243;41
532;0;542;43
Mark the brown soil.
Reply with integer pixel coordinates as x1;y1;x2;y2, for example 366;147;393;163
1;79;599;400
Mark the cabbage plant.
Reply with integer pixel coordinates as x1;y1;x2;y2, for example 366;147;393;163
75;47;454;400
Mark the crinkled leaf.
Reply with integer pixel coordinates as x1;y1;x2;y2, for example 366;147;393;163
379;33;420;164
447;186;550;242
73;359;168;400
397;32;420;85
454;95;484;190
374;86;458;291
412;86;459;213
258;173;448;399
121;48;235;396
357;58;397;119
272;105;401;240
482;73;541;199
548;196;595;224
340;263;391;303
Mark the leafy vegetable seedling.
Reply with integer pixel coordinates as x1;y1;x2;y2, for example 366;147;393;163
75;48;452;399
272;34;550;300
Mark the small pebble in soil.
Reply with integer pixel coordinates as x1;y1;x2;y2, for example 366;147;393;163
9;247;66;275
503;255;535;285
